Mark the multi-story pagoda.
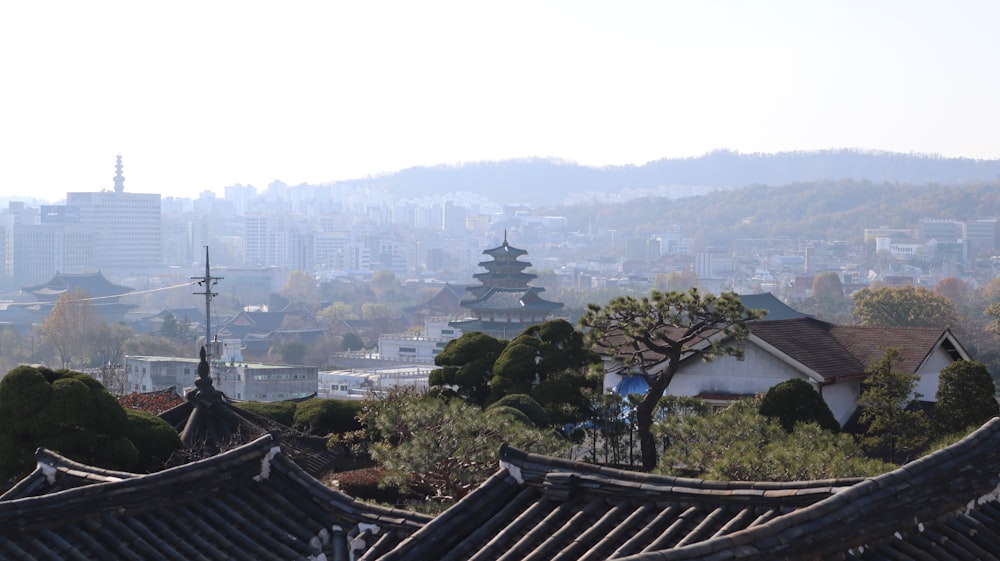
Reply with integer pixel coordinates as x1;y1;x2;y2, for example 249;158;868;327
450;233;563;339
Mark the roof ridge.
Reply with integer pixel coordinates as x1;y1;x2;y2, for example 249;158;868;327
627;417;1000;561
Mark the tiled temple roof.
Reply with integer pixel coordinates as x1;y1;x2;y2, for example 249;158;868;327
0;434;431;560
460;286;564;312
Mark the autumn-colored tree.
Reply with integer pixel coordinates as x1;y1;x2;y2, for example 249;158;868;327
317;301;359;323
934;277;970;305
370;270;402;300
361;302;392;320
654;271;699;292
797;272;852;322
981;276;1000;304
852;284;956;328
580;289;765;471
281;270;319;305
812;271;844;299
118;391;184;415
39;289;105;369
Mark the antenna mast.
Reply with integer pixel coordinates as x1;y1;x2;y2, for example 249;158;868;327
192;246;223;362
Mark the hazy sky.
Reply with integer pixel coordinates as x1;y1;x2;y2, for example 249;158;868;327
2;1;998;201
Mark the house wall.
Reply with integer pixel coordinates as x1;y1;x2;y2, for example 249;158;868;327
820;380;861;425
669;345;803;398
602;342;864;426
915;345;952;401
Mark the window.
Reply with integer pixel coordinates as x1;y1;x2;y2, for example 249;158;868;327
400;347;417;353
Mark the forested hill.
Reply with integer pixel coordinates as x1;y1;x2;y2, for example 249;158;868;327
551;179;1000;244
335;151;1000;206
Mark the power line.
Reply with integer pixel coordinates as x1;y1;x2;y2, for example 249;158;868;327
72;281;201;302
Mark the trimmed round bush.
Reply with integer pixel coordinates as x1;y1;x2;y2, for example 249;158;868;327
486;405;535;427
94;435;140;472
490;394;548;427
759;378;840;433
124;409;182;472
293;398;364;435
234;400;298;427
0;366;54;429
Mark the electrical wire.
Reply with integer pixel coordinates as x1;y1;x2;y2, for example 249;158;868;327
8;281;201;306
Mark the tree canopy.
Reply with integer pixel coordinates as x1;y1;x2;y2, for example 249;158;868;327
857;349;930;463
758;378;840;433
580;289;764;470
0;366;180;483
934;360;998;435
429;332;507;404
852;285;956;328
658;397;889;481
39;289;104;369
361;389;565;505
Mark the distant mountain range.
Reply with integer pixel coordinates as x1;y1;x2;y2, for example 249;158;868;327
336;150;1000;206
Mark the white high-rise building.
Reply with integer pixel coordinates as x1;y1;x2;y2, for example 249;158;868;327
65;156;161;271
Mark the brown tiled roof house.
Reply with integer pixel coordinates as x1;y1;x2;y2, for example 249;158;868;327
603;301;970;425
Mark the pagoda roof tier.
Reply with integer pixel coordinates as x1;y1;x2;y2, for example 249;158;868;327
479;261;531;271
471;270;536;283
460;286;564;312
481;239;528;259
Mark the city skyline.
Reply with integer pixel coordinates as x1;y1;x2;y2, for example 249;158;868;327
3;1;999;201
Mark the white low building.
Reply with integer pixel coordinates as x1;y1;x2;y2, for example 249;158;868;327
377;319;462;363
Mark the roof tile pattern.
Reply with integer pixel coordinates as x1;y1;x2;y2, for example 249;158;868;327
0;435;430;561
372;447;861;561
373;418;1000;561
633;416;1000;561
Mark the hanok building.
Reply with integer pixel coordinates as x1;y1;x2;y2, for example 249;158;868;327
450;235;563;339
23;270;137;323
5;416;1000;559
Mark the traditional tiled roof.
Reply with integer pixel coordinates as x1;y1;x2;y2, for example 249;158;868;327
373;418;1000;561
0;449;138;501
373;445;862;561
0;434;431;560
158;347;338;476
23;271;134;301
460;286;564;312
624;416;1000;561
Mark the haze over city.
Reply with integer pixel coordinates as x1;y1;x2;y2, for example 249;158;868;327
3;0;999;201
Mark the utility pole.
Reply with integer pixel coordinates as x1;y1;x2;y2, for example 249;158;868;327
192;246;223;362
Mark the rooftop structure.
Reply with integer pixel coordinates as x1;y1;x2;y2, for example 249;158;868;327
451;234;563;339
